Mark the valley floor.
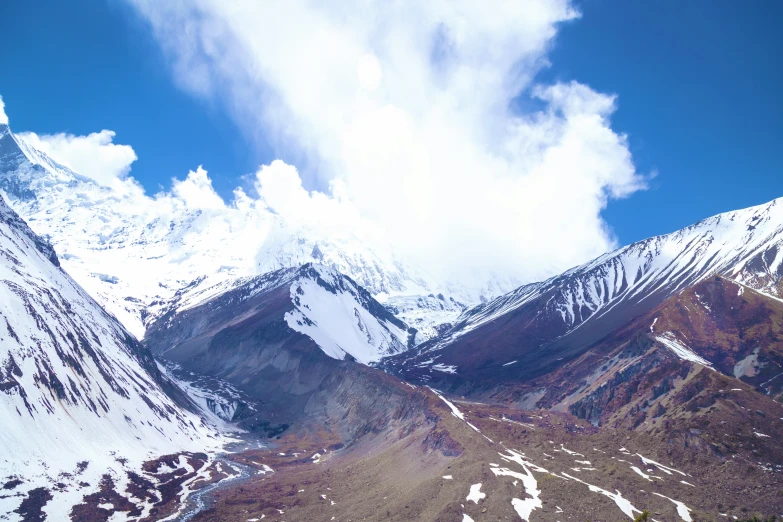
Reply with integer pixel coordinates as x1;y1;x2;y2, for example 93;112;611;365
181;387;782;522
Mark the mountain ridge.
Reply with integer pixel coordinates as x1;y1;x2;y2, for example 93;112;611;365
389;195;783;386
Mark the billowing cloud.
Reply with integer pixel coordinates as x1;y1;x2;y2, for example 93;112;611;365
169;166;226;210
253;160;376;237
125;0;647;283
0;95;8;125
17;130;137;186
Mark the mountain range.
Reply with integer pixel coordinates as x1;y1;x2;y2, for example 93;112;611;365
1;108;781;521
0;121;516;343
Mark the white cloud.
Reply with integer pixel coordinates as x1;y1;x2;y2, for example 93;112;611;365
169;166;226;210
253;160;376;237
0;95;8;125
17;130;137;186
125;0;647;283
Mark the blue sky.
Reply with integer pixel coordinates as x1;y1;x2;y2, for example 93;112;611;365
0;0;781;249
542;0;783;243
0;1;268;197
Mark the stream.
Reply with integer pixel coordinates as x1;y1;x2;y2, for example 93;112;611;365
174;436;268;522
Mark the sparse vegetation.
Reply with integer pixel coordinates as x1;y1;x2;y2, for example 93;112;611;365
634;510;650;522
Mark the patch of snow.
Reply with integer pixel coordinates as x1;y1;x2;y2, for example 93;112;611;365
431;363;458;373
559;445;584;457
490;449;555;520
429;387;484;435
636;454;686;477
284;265;408;364
631;466;653;482
466;483;486;504
561;473;641;519
655;333;713;368
652;492;693;521
491;416;535;429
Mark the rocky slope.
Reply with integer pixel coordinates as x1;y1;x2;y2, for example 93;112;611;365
0;193;226;519
143;263;415;432
180;383;783;521
459;276;783;427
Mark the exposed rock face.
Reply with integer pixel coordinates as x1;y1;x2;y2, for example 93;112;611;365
397;276;783;435
558;276;783;426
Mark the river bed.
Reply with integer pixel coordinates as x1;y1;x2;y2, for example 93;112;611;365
174;435;269;521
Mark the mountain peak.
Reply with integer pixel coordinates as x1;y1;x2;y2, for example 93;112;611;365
152;261;410;365
0;122;84;203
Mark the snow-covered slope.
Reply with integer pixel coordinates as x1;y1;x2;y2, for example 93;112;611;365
0;121;509;340
286;265;410;363
387;197;783;388
0;192;221;518
428;197;783;354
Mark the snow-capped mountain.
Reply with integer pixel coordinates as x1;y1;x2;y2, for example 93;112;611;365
142;263;414;431
150;263;410;365
391;197;783;381
0;192;222;518
0;119;511;341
